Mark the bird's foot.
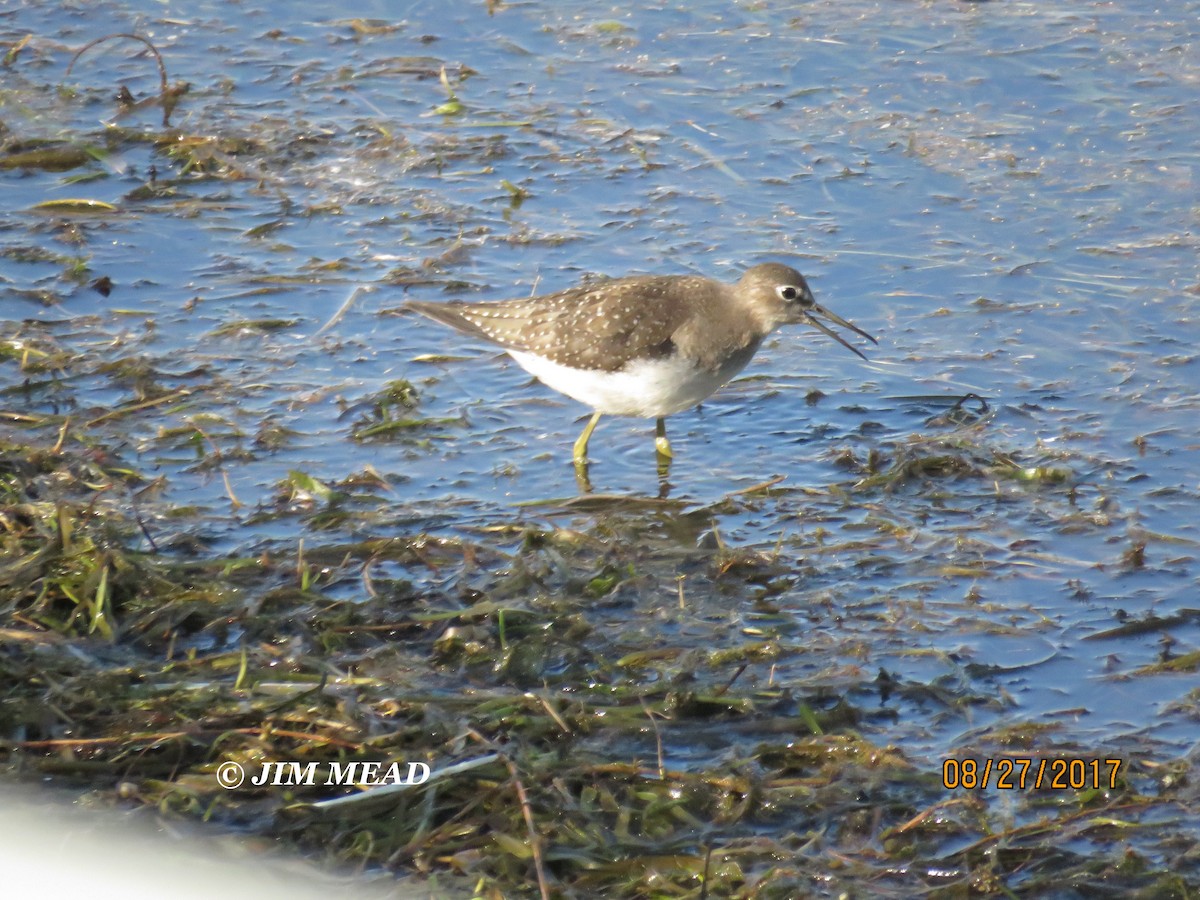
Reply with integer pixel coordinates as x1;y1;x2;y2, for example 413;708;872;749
654;418;674;460
573;412;602;469
574;460;593;493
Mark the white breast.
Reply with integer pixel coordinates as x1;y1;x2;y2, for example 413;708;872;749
507;344;761;418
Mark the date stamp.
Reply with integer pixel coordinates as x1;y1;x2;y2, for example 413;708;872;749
943;756;1123;791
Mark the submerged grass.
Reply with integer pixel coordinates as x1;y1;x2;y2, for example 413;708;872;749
2;394;1198;896
2;23;1199;900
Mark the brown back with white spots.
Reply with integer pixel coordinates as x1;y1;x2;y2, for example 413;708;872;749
407;265;811;374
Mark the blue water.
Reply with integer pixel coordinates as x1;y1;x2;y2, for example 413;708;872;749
3;0;1199;768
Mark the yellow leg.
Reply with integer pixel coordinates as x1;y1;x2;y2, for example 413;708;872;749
575;464;593;494
654;417;674;459
573;412;602;465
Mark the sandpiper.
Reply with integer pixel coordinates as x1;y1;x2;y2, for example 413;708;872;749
408;263;875;467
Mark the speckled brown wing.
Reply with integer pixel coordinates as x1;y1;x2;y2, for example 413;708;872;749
410;275;722;373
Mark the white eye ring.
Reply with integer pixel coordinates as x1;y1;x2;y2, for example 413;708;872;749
777;284;810;305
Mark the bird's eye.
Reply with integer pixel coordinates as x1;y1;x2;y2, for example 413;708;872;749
776;284;811;306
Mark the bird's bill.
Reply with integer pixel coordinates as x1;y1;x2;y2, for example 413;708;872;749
804;303;877;360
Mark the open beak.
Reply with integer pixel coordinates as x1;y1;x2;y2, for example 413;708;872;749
803;303;878;361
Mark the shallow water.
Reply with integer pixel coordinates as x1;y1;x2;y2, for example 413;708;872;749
3;0;1199;866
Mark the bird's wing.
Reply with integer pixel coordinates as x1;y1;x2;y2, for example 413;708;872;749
410;276;716;372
